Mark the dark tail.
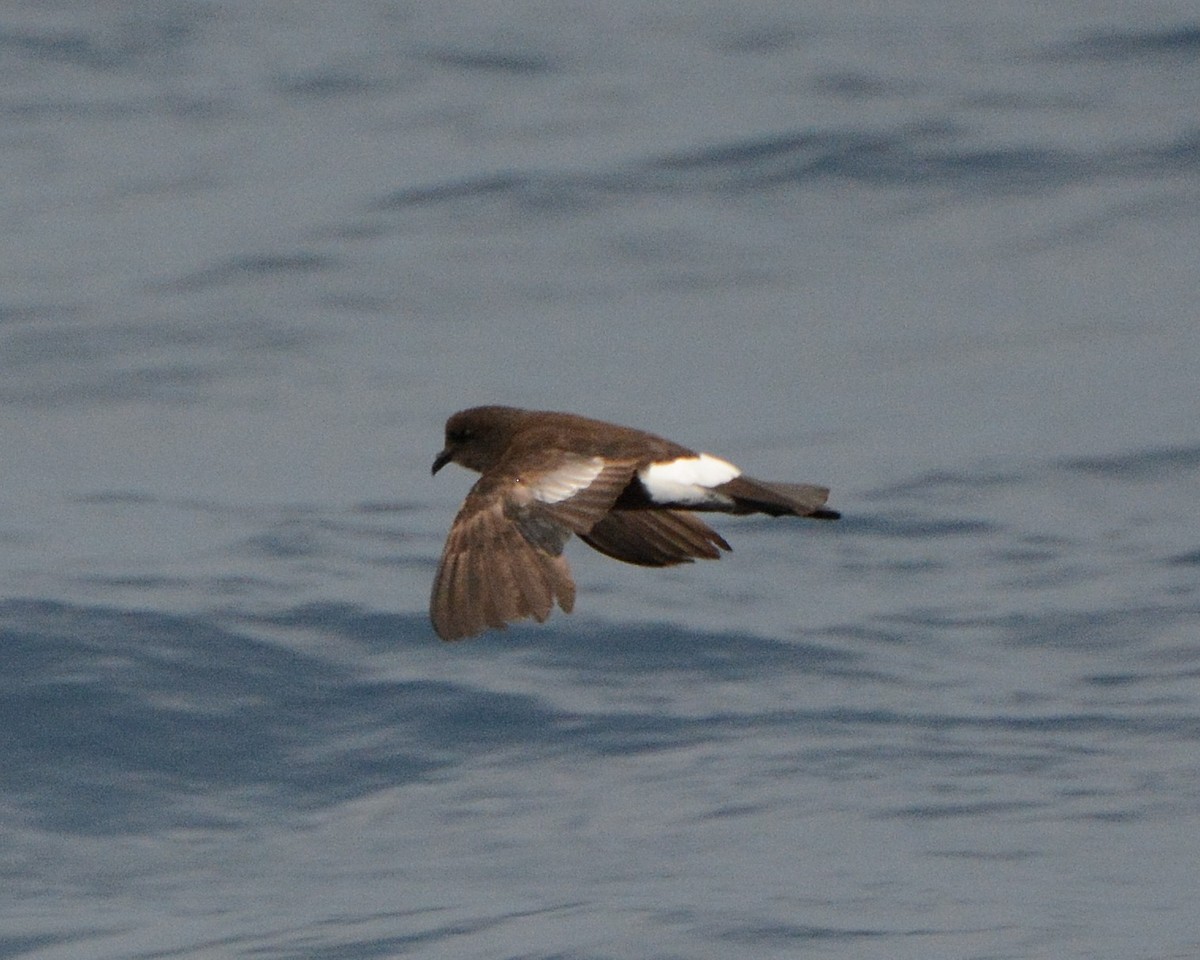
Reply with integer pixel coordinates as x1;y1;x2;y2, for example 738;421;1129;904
719;476;840;519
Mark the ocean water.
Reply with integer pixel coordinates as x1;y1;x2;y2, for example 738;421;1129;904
3;2;1199;958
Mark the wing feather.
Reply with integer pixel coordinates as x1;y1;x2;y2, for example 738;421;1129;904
431;485;576;641
432;457;699;639
580;510;731;567
524;456;640;533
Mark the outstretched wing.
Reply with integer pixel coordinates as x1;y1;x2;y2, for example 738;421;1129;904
580;510;731;567
430;456;640;640
430;485;576;641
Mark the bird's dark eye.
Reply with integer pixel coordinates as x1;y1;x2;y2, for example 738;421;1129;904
449;428;473;443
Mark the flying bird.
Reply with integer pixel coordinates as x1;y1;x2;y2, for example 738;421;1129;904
430;405;839;640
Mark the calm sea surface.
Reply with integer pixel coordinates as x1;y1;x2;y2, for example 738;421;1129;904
3;2;1199;958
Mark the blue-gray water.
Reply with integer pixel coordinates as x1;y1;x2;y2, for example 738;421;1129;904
3;3;1199;958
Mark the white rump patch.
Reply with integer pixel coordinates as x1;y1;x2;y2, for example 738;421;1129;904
640;453;741;505
531;457;606;504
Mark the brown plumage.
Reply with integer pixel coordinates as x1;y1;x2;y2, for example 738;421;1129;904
430;406;839;641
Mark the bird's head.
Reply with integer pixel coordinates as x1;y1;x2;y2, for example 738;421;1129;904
432;406;528;475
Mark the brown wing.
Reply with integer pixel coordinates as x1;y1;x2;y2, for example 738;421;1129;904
430;486;576;641
517;456;640;534
580;510;731;567
429;457;640;641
